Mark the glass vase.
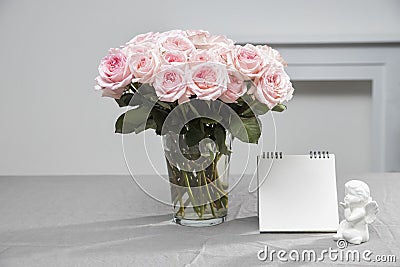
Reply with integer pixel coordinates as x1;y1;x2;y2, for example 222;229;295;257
163;132;231;227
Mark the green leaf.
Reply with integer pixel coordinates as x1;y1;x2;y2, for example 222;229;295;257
229;116;261;144
114;92;148;107
115;93;133;107
238;95;270;117
156;101;172;110
200;118;219;125
240;102;269;117
185;119;205;147
134;84;175;111
214;124;230;155
134;117;157;134
131;82;142;91
136;83;154;94
272;104;286;112
245;80;253;90
151;107;169;135
115;105;151;134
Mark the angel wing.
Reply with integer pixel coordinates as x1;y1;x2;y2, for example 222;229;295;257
365;201;379;224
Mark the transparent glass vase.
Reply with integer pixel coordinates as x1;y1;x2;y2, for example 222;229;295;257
163;132;231;227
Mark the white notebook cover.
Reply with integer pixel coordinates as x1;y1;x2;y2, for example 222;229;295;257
258;154;339;232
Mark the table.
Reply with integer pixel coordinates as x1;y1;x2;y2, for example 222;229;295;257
0;173;399;266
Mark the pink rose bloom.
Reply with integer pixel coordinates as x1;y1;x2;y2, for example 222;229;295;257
186;30;210;48
219;71;247;103
161;50;187;64
210;45;233;64
128;49;159;83
160;29;188;37
253;65;294;109
192;34;234;50
195;35;235;64
231;44;267;78
153;65;188;102
122;43;154;58
176;89;193;104
95;48;133;99
126;32;160;45
158;33;195;55
206;35;235;47
189;63;229;101
100;87;127;99
190;49;219;63
257;45;287;66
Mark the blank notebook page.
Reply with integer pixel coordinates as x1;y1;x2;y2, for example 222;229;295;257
258;154;339;232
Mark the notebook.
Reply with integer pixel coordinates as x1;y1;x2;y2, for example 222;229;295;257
257;151;339;232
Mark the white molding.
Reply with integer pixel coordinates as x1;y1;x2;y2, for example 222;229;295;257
286;64;385;171
273;44;400;172
237;38;400;46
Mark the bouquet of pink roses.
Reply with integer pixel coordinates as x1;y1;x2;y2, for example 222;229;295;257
95;29;293;142
95;30;294;224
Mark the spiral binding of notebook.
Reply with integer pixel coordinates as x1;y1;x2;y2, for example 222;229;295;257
261;151;330;159
309;150;330;159
261;151;283;159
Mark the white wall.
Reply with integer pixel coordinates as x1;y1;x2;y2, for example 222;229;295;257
275;81;372;178
0;0;399;175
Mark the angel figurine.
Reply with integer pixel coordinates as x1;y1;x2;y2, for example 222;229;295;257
333;180;379;245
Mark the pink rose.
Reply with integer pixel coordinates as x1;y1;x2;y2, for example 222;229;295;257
206;35;235;48
257;45;287;66
253;65;294;109
153;65;188;102
196;35;235;64
160;30;187;37
128;49;159;83
161;50;187;64
95;48;133;99
176;89;193;104
123;42;154;58
231;44;267;78
158;33;195;55
186;30;210;48
189;63;228;101
210;45;232;64
189;49;219;63
100;87;127;99
191;34;234;50
219;71;247;103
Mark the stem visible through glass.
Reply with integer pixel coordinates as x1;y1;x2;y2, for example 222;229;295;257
166;150;228;220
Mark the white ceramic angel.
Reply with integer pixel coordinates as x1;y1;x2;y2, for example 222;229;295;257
333;180;379;245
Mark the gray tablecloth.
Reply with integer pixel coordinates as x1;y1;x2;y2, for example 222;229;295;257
0;173;399;266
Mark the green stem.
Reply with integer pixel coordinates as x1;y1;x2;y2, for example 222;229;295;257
177;198;184;217
183;171;201;217
221;195;228;209
167;161;184;209
209;203;216;217
198;172;204;217
206;177;227;197
183;197;191;210
202;170;216;217
214;190;223;210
